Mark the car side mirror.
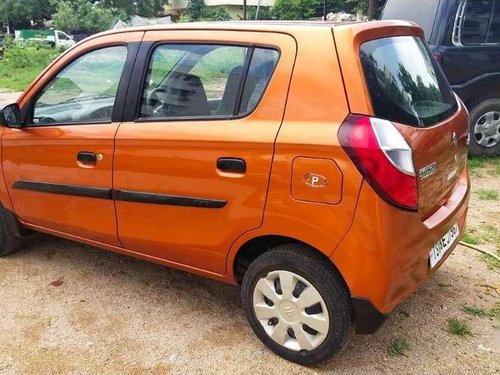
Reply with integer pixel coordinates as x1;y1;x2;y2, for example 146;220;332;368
0;103;22;128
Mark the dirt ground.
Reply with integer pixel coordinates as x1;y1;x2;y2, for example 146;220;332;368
0;91;20;107
0;91;498;374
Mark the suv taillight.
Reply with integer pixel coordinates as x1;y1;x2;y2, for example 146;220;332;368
338;115;417;211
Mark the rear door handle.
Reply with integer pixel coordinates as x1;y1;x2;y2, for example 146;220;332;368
217;158;246;173
77;151;97;164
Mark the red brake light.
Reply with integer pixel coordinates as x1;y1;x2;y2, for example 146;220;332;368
339;115;417;210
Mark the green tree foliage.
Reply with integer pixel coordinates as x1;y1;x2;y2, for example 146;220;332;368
184;0;231;22
272;0;386;20
99;0;170;19
0;0;54;28
51;0;114;34
272;0;356;20
247;6;273;20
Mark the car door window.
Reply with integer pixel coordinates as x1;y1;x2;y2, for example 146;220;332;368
238;48;279;115
486;1;500;43
139;44;279;119
462;0;493;45
32;46;128;125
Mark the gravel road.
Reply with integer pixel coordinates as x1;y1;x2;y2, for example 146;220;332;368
0;91;498;374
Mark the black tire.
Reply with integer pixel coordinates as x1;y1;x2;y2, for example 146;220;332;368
468;99;500;157
241;244;353;365
0;205;24;256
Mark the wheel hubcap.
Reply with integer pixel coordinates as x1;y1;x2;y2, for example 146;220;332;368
474;111;500;148
252;270;329;352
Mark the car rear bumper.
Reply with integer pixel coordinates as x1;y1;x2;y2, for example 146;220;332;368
331;167;470;333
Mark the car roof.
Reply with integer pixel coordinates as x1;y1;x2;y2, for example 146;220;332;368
93;20;417;38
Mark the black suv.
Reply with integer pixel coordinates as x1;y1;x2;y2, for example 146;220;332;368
381;0;500;156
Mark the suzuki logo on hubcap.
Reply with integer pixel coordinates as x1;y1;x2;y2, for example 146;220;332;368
279;301;298;321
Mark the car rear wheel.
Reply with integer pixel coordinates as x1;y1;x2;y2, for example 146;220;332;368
468;99;500;157
241;244;352;365
0;205;24;256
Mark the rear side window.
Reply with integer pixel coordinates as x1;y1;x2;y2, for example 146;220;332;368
360;36;458;127
462;0;493;45
139;44;279;120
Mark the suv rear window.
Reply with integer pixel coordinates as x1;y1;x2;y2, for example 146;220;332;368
360;36;458;127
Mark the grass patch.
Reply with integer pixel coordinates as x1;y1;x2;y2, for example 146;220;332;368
490;302;500;319
463;225;500;268
480;251;500;269
480;224;500;244
476;188;499;201
388;338;410;357
461;305;493;317
0;39;61;91
462;225;499;247
461;230;481;245
446;318;472;336
437;282;451;288
468;157;500;177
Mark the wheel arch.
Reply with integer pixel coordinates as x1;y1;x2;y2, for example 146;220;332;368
454;74;500;110
231;234;350;292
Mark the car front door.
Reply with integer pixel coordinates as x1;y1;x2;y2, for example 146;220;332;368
2;32;143;245
113;30;296;274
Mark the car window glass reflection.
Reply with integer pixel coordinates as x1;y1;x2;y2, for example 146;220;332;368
33;46;127;125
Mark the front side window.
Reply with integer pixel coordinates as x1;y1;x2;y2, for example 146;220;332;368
139;44;279;120
33;46;128;125
462;0;493;45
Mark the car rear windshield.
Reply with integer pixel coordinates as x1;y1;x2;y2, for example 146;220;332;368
381;0;440;42
360;36;458;127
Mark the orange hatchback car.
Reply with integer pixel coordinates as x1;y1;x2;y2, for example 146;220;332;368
0;21;470;364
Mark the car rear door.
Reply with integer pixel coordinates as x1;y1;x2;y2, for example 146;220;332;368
2;32;143;245
335;22;469;219
113;30;296;274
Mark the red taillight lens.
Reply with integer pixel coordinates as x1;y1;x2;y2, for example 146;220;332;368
339;115;417;210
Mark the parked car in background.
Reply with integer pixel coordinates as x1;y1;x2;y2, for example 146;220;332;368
15;29;75;50
0;21;470;364
382;0;500;156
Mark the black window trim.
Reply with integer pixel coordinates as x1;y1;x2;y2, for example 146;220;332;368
454;0;500;46
128;41;281;124
22;42;140;128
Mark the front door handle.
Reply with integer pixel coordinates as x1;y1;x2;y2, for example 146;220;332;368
217;158;246;173
77;151;97;164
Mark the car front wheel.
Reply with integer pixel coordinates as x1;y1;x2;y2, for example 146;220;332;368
241;244;353;365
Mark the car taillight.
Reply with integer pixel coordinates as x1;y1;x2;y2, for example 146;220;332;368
338;115;417;211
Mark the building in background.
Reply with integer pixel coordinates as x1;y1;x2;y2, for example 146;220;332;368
165;0;275;20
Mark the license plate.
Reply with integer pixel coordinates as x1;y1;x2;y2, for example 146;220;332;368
429;223;459;269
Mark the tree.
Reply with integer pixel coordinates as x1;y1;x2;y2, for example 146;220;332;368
0;0;54;29
347;0;386;19
183;0;231;22
99;0;170;18
272;0;352;21
247;6;273;20
51;0;114;34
